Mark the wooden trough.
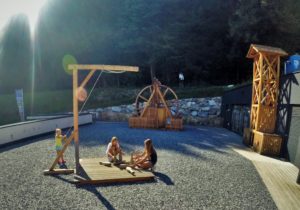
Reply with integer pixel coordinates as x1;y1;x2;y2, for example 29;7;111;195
129;79;183;130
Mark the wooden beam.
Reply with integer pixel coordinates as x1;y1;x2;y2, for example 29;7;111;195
73;69;80;174
255;53;263;130
140;90;156;117
157;86;172;118
49;133;75;170
75;176;154;185
79;69;96;89
68;64;139;72
139;95;149;102
44;169;74;175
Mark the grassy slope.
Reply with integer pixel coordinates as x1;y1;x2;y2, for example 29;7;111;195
0;85;228;126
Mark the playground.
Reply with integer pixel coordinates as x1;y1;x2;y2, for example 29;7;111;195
0;122;277;209
1;1;300;209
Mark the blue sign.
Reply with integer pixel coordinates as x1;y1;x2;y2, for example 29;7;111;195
15;89;25;121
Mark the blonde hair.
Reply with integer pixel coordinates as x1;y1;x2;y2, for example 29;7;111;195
111;136;118;143
55;128;61;136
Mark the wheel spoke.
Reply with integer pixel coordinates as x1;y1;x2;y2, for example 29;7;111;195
139;95;149;102
163;88;169;97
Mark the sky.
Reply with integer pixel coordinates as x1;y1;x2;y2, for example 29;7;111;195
0;0;47;35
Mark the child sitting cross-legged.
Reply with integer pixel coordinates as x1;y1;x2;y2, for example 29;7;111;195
130;138;157;170
106;136;124;163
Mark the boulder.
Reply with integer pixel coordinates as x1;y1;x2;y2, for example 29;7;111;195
198;112;208;118
191;111;198;117
209;108;219;115
208;100;217;106
111;106;122;112
201;107;210;111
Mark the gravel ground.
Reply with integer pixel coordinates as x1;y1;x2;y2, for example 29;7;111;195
0;122;277;210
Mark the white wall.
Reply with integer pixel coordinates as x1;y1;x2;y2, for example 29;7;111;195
0;114;92;145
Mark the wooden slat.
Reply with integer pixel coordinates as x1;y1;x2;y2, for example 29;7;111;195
233;148;300;210
68;64;139;72
44;169;74;175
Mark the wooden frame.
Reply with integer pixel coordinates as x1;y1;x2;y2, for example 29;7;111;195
247;44;287;133
45;64;138;175
244;44;287;156
129;79;183;130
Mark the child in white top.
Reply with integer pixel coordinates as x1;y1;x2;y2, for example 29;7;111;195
106;136;123;163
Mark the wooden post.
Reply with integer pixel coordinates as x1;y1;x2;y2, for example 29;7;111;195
73;68;80;174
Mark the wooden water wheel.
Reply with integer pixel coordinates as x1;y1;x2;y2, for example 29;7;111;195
134;83;179;117
129;78;183;130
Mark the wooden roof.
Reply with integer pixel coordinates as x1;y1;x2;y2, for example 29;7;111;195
246;44;288;58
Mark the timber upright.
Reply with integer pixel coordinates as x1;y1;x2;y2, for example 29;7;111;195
243;44;288;156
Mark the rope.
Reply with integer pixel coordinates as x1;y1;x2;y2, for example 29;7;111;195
79;70;103;114
65;70;103;136
64;69;126;136
103;70;126;74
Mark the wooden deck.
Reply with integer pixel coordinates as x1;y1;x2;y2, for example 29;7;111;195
77;157;155;184
233;147;300;210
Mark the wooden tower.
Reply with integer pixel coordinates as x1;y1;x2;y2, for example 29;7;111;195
129;78;183;130
244;44;288;155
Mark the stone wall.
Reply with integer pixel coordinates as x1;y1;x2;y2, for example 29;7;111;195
87;97;223;127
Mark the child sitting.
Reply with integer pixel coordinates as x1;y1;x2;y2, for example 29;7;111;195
106;136;124;163
55;128;67;165
130;138;157;170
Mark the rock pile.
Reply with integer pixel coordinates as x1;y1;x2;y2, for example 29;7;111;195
87;97;223;127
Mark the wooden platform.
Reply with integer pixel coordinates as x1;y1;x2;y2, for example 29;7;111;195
78;157;155;184
233;147;300;210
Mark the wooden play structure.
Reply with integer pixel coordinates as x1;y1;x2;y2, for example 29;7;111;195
44;64;155;184
244;44;288;156
129;78;183;130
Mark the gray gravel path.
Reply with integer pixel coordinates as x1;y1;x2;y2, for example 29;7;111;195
0;122;277;210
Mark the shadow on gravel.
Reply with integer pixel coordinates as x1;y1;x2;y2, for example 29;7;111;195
50;174;116;210
75;179;158;210
77;122;242;158
1;122;243;160
51;174;76;184
77;185;116;210
153;171;174;185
